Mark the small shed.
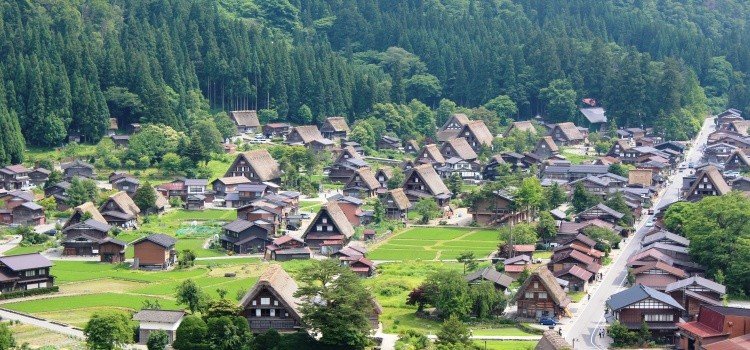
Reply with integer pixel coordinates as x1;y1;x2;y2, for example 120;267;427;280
133;309;185;345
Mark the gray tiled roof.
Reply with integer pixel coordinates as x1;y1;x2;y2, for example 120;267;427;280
133;309;186;324
132;234;176;249
0;253;52;271
606;284;684;311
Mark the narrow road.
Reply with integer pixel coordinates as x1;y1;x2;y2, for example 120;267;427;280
0;308;84;339
564;117;714;349
0;236;21;256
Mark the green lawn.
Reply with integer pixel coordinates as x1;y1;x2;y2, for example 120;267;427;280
533;250;553;259
369;227;498;261
5;244;48;255
299;200;323;213
560;148;597;165
161;209;237;222
569;291;586;303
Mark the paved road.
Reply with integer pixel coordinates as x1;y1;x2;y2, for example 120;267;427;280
564;117;714;349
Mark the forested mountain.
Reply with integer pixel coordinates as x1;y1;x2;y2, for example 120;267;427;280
0;0;748;160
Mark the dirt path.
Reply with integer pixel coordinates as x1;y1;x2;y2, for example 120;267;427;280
428;229;479;261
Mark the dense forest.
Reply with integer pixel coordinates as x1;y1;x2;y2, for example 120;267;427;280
0;0;748;161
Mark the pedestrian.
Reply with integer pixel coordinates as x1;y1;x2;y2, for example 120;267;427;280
587;293;591;301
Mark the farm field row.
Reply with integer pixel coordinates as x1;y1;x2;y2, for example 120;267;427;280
369;227;499;261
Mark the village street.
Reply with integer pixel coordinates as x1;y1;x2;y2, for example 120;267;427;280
564;117;715;349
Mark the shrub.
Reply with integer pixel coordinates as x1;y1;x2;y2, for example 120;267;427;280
0;286;59;300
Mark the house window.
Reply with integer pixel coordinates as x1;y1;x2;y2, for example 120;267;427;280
327;226;333;232
261;298;271;305
538;292;548;299
256;309;261;317
322;218;328;224
37;269;45;275
24;270;36;277
252;300;257;306
524;292;533;299
270;309;276;317
644;314;673;322
317;225;323;231
274;300;279;306
533;282;538;289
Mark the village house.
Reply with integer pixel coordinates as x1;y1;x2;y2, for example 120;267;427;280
224;183;274;208
724;149;750;172
108;118;119;136
0;190;34;211
220;219;273;254
458;120;494;152
239;265;304;333
402;164;452;206
632;260;688;291
0;253;54;292
328;146;368;183
436;113;471;142
629;168;655;188
229;110;260;134
301;202;354;254
62;219;126;263
606;284;685;342
375;167;393;191
285;125;329;149
440;137;478;162
665;276;726;320
9;202;45;226
548;248;601;277
704;142;737;163
321;117;350;140
499;244;535;260
110;174;140;196
465;266;514;291
579;107;607;130
676;305;750;350
505;120;537;136
512;267;571;319
261;123;292;139
482;155;509;180
643;230;690;247
132;234;177;270
732;176;750;192
437;157;482;181
28;168;50;187
224;149;282;184
212;176;252;198
548;122;585;146
44;181;70;209
332;196;365;227
716;108;743;126
99;191;140;228
552;234;604;262
469;189;531;226
381;188;411;221
378;135;401;150
0;164;30;190
535;330;573;350
111;134;130;147
133;310;185;346
404;140;420;154
533;136;560;159
682;165;731;202
577;203;625;225
64;202;106;229
542;164;610;182
265;236;311;261
61;160;95;180
503;255;532;279
416;144;446;167
553;265;593;292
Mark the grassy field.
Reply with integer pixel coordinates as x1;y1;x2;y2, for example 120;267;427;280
9;322;86;349
560;148;597;165
473;340;537;350
299;200;323;213
2;260;267;327
369;227;498;261
5;243;48;255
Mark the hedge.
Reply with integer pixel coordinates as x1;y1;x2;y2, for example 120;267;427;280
0;286;59;300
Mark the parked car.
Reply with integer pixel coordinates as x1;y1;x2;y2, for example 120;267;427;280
645;219;654;227
688;162;695;168
539;317;557;326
